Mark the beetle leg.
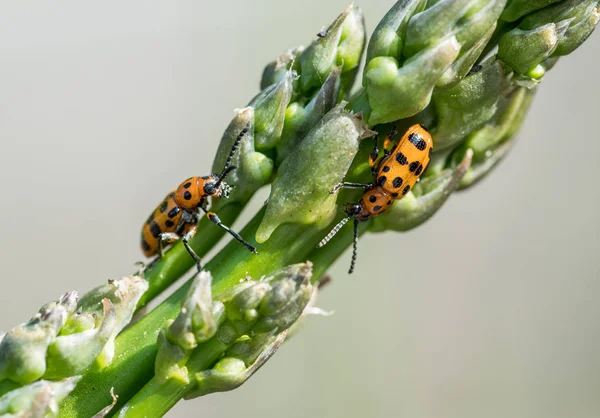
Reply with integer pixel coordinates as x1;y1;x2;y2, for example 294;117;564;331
369;135;380;176
201;209;258;254
330;182;374;194
158;232;180;258
180;225;203;272
383;123;398;152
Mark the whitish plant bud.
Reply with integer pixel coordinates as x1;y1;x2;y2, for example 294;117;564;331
0;377;80;417
300;5;363;94
277;68;341;164
432;58;506;151
77;275;148;367
498;21;570;75
436;0;506;87
337;5;366;95
0;295;71;384
185;332;286;399
155;322;192;384
260;47;304;90
452;86;537;189
254;263;313;334
364;36;461;124
168;272;223;349
366;0;427;65
250;70;294;150
499;0;600;77
44;299;116;379
256;104;373;243
211;107;274;207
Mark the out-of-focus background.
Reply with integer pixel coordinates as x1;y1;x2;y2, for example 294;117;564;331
0;2;598;417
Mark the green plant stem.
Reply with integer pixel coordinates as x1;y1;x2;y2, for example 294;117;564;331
137;203;244;308
115;329;249;418
59;208;332;418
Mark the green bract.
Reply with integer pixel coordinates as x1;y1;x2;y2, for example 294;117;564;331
256;104;374;243
300;5;365;95
277;68;341;164
501;0;563;22
250;71;294;151
211;107;274;207
362;0;507;124
0;275;146;386
498;0;600;77
432;58;506;151
0;377;80;417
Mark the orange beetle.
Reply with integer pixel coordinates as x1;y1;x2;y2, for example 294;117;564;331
318;124;433;273
141;125;257;271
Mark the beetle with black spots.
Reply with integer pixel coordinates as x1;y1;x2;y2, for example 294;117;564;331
319;124;433;273
140;125;257;271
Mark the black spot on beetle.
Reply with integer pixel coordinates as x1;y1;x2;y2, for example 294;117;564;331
159;200;168;213
165;220;175;228
402;185;411;195
183;191;192;200
387;200;392;205
141;239;151;252
149;221;162;238
183;182;192;189
395;152;408;165
382;166;391;173
409;133;427;150
373;205;382;212
391;192;399;198
168;207;181;218
429;147;432;157
369;195;377;203
415;165;423;175
409;162;420;172
392;177;403;188
377;176;387;187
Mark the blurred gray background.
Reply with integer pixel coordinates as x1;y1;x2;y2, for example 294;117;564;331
0;2;598;417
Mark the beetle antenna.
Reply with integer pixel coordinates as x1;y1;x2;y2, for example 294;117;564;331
214;166;236;190
348;218;359;274
317;215;352;248
219;124;250;180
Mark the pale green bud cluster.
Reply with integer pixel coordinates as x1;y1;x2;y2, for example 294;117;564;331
498;0;600;82
256;104;374;243
0;276;147;387
155;264;313;392
0;377;80;417
212;5;367;208
0;276;146;416
361;0;507;125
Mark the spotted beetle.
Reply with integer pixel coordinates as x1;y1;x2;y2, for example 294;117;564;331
141;125;257;271
318;124;433;274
